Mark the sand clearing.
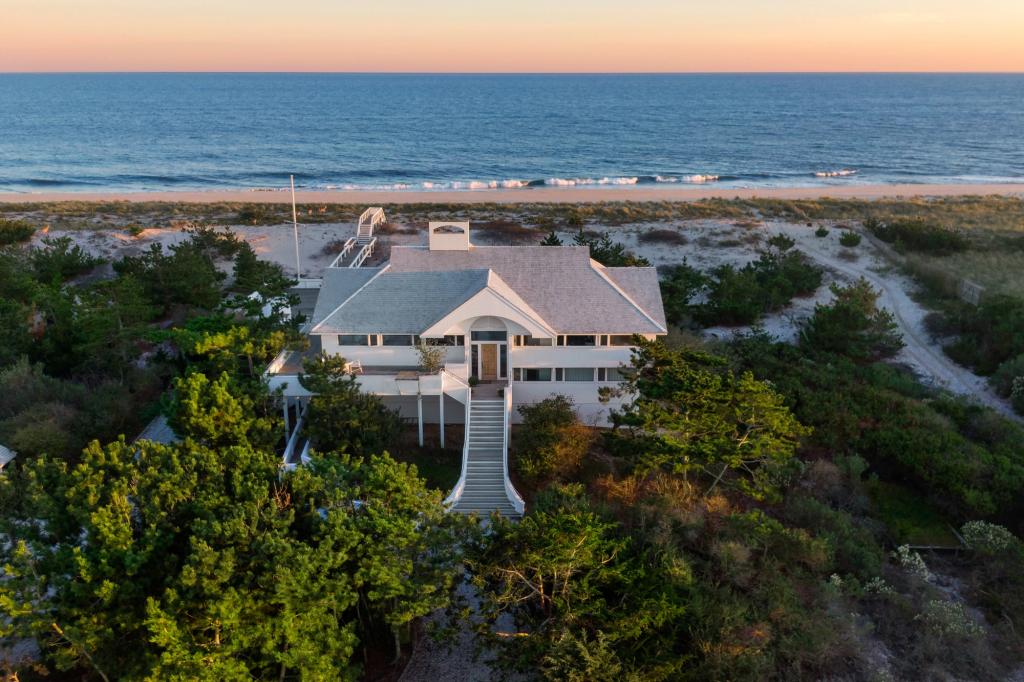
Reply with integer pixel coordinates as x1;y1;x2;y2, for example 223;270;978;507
3;182;1024;205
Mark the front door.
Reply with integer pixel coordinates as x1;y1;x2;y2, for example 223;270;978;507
480;343;498;380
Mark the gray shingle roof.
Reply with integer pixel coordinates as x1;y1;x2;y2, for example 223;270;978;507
313;269;492;333
602;267;667;331
310;268;382;328
386;245;665;333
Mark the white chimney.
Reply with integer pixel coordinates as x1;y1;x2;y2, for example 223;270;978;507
428;222;471;251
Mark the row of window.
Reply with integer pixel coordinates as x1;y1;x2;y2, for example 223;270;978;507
337;334;466;347
513;367;625;383
336;333;639;347
513;334;636;347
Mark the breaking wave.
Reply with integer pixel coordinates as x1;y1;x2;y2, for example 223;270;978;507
814;169;858;178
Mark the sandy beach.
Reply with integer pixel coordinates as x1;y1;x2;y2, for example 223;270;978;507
2;183;1024;205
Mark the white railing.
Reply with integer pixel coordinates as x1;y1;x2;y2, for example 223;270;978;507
281;401;309;468
502;387;526;514
327;238;357;268
443;391;472;507
348;237;376;268
358;207;385;237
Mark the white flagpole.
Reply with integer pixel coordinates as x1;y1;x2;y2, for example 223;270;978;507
291;174;300;279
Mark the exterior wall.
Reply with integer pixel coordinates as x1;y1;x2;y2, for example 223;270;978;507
510;345;632;368
509;383;628;427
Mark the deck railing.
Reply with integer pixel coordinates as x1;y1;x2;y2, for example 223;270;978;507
443;389;471;507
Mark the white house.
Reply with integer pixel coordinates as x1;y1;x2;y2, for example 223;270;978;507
267;219;666;518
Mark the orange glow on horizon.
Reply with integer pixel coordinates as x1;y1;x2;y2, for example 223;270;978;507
2;1;1022;73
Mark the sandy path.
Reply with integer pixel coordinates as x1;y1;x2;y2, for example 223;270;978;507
3;183;1024;205
790;228;1018;420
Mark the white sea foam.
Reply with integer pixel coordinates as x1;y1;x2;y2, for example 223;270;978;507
545;176;639;187
814;169;858;178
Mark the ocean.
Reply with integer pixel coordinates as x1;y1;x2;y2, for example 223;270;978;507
0;73;1022;194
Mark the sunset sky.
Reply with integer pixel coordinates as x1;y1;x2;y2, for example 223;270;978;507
3;0;1023;73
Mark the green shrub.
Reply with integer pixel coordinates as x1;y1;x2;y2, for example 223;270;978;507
515;396;594;486
961;520;1019;555
766;233;796;251
698;251;823;326
800;278;904;361
815;227;830;238
839;231;861;247
30;236;103;283
659;260;707;326
868;217;970;255
0;218;36;245
943;295;1024;375
989;353;1024;398
785;495;884;579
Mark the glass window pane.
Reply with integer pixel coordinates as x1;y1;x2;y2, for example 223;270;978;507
381;334;413;346
605;367;624;381
564;367;594;381
338;334;368;346
500;345;508;378
471;330;507;341
524;368;551;381
471;345;479;379
565;335;596;346
608;335;635;346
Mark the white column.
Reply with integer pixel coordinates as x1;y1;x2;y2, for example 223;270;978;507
438;393;445;448
417;393;424;447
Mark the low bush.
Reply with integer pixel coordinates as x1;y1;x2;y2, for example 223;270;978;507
839;231;862;247
514;396;594;487
0;218;36;245
800;279;904;362
867;217;970;255
638;228;688;245
766;233;796;251
30;236;103;283
943;294;1024;375
697;250;823;326
815;226;830;238
658;260;707;326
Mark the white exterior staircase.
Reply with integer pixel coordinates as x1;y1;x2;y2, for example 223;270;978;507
450;394;524;519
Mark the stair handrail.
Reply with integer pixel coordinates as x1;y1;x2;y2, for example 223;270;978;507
348;237;377;268
327;238;357;268
502;386;526;514
443;390;471;508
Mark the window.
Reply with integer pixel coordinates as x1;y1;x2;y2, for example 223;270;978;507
338;334;370;346
563;367;595;382
514;335;553;347
558;335;596;346
381;334;415;346
597;367;625;382
500;345;508;378
443;335;465;346
514;367;552;382
608;335;635;347
471;330;507;341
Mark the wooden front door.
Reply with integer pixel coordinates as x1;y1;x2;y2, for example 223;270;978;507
480;344;498;380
